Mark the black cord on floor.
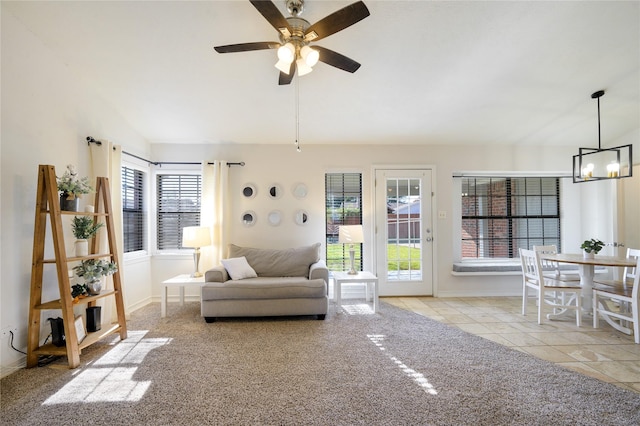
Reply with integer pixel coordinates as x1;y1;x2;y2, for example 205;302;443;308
10;330;62;367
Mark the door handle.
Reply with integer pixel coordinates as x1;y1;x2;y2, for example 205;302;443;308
425;237;433;242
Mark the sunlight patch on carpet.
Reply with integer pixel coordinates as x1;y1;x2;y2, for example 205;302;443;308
42;330;171;405
342;303;375;315
368;334;438;395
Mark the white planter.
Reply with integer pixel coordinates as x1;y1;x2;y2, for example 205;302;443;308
583;250;594;259
75;239;89;257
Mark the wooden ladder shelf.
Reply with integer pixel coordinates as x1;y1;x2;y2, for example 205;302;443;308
27;165;127;368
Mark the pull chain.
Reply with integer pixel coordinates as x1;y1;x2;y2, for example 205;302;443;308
295;72;301;152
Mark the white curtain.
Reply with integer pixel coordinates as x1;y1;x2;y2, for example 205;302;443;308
201;161;229;270
89;141;123;323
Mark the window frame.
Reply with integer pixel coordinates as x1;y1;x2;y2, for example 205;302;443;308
454;174;563;263
121;160;150;258
121;165;147;255
325;172;363;272
152;166;202;254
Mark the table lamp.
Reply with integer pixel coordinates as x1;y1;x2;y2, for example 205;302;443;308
339;225;364;275
182;226;211;277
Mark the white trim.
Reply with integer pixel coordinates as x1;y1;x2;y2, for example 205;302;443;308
453;171;572;178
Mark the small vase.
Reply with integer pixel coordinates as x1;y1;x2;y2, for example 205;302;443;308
60;193;79;212
583;250;594;259
75;239;88;257
86;279;102;296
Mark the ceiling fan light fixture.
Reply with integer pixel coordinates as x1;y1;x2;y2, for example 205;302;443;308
300;45;319;67
275;59;292;74
296;58;313;76
277;42;295;63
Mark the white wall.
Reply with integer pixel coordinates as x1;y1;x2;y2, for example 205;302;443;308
1;9;151;376
150;142;591;298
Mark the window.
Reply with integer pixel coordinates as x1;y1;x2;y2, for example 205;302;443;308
121;166;145;253
461;177;560;259
156;174;201;250
325;173;362;271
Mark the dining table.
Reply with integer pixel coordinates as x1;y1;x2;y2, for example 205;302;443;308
538;252;636;316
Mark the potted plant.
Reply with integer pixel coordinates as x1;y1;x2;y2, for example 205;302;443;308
71;216;103;256
72;259;117;295
580;238;604;258
57;164;93;211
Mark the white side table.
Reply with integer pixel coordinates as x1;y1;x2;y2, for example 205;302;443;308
161;274;205;317
333;271;379;313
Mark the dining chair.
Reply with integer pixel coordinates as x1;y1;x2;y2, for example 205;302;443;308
593;247;639;287
520;248;583;326
533;245;580;282
593;257;640;344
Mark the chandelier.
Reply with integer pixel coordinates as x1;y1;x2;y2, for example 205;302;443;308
572;90;633;183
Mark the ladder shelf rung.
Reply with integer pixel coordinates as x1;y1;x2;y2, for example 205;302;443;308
42;253;114;263
34;290;117;310
33;323;122;357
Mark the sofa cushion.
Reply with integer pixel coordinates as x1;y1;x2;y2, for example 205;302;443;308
228;243;320;278
201;277;327;300
221;256;257;280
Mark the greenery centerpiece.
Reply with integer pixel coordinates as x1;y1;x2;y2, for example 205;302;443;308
72;259;117;296
580;238;604;258
71;216;103;256
57;164;93;211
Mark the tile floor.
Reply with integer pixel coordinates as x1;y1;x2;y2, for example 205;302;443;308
382;296;640;393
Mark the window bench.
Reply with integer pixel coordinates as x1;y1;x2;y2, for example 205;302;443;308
451;262;605;276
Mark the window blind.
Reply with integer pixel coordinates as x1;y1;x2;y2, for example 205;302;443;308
157;174;201;250
325;173;363;271
121;166;145;253
461;177;561;259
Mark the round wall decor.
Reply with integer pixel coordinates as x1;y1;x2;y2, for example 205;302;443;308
242;184;257;198
294;210;309;226
242;211;257;226
292;183;308;199
268;184;283;199
268;210;282;226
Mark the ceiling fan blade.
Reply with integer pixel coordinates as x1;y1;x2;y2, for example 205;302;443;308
250;0;292;36
314;46;361;73
278;62;296;85
214;41;279;53
304;1;370;42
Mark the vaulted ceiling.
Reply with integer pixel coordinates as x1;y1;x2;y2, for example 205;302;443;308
4;1;639;147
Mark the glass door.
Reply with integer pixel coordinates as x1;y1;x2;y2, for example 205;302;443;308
375;169;433;296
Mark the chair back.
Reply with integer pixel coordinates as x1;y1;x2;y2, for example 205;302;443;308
631;257;640;300
520;248;541;287
624;248;640;283
533;245;560;274
533;245;558;254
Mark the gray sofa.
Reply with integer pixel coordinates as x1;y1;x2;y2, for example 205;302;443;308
201;243;329;322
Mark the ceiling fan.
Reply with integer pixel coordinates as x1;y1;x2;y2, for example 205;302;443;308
214;0;370;85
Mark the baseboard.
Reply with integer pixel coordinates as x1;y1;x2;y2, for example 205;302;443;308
127;296;153;315
1;356;25;379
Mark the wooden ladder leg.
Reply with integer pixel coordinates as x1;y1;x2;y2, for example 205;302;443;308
26;166;48;368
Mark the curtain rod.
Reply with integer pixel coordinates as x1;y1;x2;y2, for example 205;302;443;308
121;149;244;167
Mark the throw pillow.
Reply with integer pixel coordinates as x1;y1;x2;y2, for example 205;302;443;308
221;256;257;280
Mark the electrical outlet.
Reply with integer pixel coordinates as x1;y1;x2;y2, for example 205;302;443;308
1;326;18;338
438;211;447;219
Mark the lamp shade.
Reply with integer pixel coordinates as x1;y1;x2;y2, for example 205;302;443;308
338;225;364;244
300;45;319;67
296;58;313;76
277;42;295;63
182;226;211;248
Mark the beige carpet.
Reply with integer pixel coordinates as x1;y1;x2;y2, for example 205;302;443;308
2;300;639;425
